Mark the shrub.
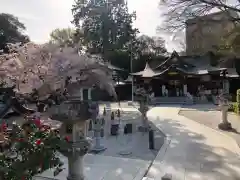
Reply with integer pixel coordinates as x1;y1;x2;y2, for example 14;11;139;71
0;120;65;180
236;89;240;103
234;89;240;115
228;103;234;112
233;102;240;114
228;102;240;114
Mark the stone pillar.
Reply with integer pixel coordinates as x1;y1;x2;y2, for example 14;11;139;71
88;88;92;100
223;80;229;94
138;100;149;132
218;97;232;130
221;104;228;124
91;118;106;153
89;102;106;153
162;85;165;96
80;89;83;101
183;84;187;95
66;125;91;180
85;120;90;137
67;155;84;180
176;89;179;96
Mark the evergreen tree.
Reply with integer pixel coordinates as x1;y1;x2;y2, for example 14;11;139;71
72;0;138;61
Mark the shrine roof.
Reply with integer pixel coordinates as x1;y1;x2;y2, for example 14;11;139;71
131;63;162;78
133;51;239;77
107;64;125;71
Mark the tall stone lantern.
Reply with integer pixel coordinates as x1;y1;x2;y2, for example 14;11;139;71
89;101;106;153
50;99;92;180
218;95;232;130
218;69;232;131
135;87;150;132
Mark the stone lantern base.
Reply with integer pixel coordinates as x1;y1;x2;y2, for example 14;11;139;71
91;146;107;154
90;127;106;154
67;155;85;180
218;122;232;131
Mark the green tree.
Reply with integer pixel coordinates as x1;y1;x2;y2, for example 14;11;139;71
109;35;167;73
72;0;138;61
49;28;84;48
0;13;29;51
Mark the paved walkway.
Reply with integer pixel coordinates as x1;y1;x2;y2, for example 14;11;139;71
145;105;240;180
179;105;240;147
32;102;240;179
35;108;164;180
35;153;150;180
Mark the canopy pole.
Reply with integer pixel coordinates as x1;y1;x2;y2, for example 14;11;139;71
131;77;134;102
130;42;134;102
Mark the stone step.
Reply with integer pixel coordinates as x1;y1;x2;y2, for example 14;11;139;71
150;97;187;104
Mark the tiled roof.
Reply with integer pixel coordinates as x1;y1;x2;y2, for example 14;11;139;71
133;51;239;77
131;63;162;78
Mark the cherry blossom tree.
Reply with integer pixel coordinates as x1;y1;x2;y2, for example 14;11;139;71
0;42;117;99
0;42;118;179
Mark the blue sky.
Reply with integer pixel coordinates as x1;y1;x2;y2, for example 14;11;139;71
0;0;176;51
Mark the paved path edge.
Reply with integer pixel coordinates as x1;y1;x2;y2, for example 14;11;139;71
141;136;171;180
178;108;240;156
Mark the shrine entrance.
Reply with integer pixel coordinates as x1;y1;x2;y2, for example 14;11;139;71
166;80;183;97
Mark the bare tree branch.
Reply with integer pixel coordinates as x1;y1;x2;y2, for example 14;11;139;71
159;0;240;33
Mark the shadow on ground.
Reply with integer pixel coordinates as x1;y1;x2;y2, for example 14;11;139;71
89;110;165;162
36;106;165;180
179;109;240;148
181;104;218;112
146;111;240;180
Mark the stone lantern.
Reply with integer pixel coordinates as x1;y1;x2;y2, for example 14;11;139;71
50;99;92;180
218;69;232;131
218;95;232;130
135;87;150;132
89;101;106;153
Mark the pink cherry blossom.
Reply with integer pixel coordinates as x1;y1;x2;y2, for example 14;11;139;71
0;43;117;99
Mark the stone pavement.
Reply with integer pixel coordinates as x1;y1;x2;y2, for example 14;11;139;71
144;105;240;180
36;106;164;180
179;105;240;147
35;153;150;180
14;102;240;179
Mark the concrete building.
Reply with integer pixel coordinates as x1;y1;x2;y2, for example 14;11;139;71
185;11;238;55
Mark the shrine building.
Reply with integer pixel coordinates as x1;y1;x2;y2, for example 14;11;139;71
131;51;239;104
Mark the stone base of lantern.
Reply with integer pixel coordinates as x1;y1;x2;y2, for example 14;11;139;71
118;150;132;156
218;122;232;131
90;128;106;153
67;176;84;180
67;155;85;180
91;146;107;154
